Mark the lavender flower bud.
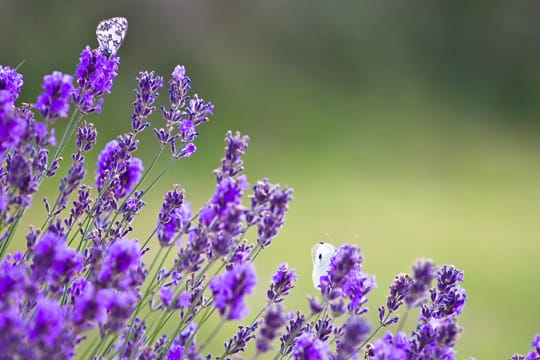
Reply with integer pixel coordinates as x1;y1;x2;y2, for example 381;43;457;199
431;265;467;318
72;283;108;327
292;331;329;360
121;191;145;223
328;245;363;288
32;231;84;288
386;273;412;313
132;71;163;132
335;315;371;359
167;322;201;360
224;324;258;356
267;263;297;303
280;312;307;356
209;261;257;321
97;238;142;290
214;131;249;182
157;187;189;246
368;331;412;359
256;304;287;353
72;47;119;114
406;258;435;307
0;91;26;158
159;66;212;159
0;252;27;301
0;65;24;101
251;180;293;248
28;297;71;355
95;140;143;199
76;122;98;152
314;316;333;342
34;71;73;120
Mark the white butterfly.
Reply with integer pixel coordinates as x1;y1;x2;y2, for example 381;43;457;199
311;242;336;288
96;17;128;56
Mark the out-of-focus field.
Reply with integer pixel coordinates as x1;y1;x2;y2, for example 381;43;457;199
2;2;540;358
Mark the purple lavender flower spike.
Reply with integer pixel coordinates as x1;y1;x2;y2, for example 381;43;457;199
0;93;27;159
224;323;258;356
292;331;330;360
99;288;139;333
132;70;163;132
209;261;257;320
334;315;370;359
167;321;200;360
95;141;119;189
314;316;333;342
412;315;460;359
342;270;375;314
405;264;466;359
431;265;467;317
368;331;412;360
27;297;77;358
35;71;73;120
280;312;306;356
197;174;249;259
157;187;190;246
207;176;248;224
72;283;108;328
120;190;145;224
157;203;191;246
226;241;253;270
117;157;143;198
0;65;23;101
0;89;12;119
66;185;92;228
249;179;293;248
6;152;33;195
32;231;84;288
406;258;435;307
256;304;287;353
0;306;28;357
95;139;143;199
267;263;297;303
159;66;213;158
188;95;213;126
308;296;325;315
98;237;142;290
76;122;97;152
386;273;412;313
0;252;27;303
167;65;191;111
215;131;249;182
328;245;363;288
320;244;375;316
72;46;119;113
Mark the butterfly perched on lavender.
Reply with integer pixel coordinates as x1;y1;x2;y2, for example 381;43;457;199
96;17;128;57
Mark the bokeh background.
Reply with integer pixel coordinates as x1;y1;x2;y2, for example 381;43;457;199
2;1;540;358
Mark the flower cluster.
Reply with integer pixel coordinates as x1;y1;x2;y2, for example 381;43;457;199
0;16;535;360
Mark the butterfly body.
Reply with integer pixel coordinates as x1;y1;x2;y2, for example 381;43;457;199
311;242;336;288
96;17;128;56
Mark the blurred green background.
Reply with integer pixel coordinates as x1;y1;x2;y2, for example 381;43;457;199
2;1;540;358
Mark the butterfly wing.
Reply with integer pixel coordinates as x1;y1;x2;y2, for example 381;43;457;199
96;17;128;56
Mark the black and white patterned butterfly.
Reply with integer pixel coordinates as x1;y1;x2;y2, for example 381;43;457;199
96;17;128;57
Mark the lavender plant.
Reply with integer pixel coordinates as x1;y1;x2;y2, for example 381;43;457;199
0;17;537;360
